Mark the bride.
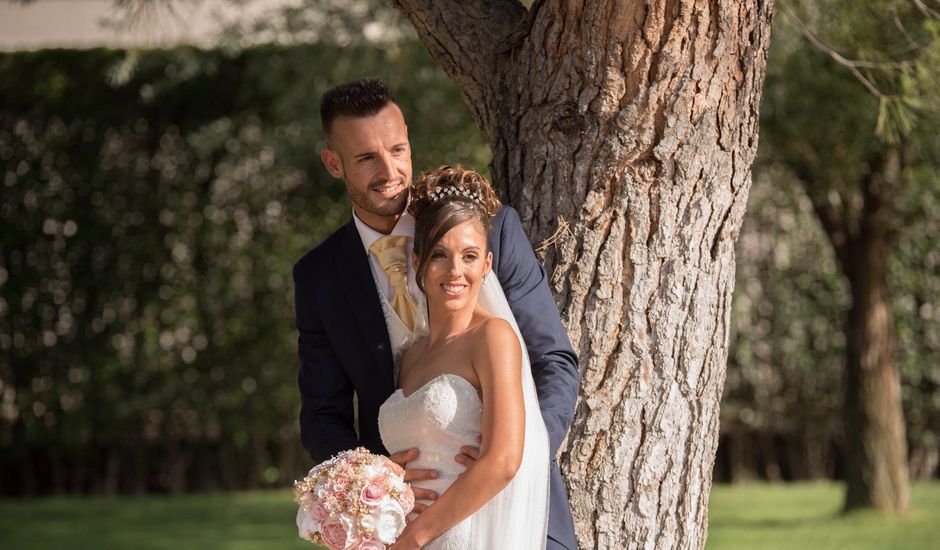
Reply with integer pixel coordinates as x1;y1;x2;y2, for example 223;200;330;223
378;165;550;549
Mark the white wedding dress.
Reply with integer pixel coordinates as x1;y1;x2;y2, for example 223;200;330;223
377;277;550;549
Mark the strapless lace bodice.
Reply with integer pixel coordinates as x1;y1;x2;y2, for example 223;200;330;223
378;373;482;549
379;373;482;500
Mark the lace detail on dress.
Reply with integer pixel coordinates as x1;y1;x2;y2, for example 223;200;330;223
378;374;481;549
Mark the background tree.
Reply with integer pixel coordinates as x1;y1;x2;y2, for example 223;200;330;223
720;161;940;485
760;0;940;512
721;168;849;483
393;1;774;547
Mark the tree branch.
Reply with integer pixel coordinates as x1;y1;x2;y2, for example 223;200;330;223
793;170;853;270
911;0;940;21
778;0;907;101
391;0;528;116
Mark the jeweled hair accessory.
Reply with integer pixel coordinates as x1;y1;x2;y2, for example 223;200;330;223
428;186;483;204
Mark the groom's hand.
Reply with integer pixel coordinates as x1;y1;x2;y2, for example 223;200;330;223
389;447;438;514
455;435;482;468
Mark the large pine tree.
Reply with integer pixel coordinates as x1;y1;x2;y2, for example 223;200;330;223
394;1;775;547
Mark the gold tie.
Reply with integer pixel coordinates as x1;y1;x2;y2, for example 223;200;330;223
369;235;418;331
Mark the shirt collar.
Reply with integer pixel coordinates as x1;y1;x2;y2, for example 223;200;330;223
352;209;416;253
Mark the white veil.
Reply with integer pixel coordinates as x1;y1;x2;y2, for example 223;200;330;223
472;275;550;549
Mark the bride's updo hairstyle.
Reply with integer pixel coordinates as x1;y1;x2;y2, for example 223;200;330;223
409;165;501;293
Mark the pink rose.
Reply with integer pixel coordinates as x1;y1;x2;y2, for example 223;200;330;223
380;456;404;477
328;483;348;504
321;519;349;550
360;481;387;505
312;502;330;523
357;541;386;550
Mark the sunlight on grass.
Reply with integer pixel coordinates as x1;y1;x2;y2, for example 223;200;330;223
706;482;940;550
0;491;316;550
1;482;937;549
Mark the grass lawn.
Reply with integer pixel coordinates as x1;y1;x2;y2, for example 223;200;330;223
0;491;313;550
0;482;937;549
706;481;940;550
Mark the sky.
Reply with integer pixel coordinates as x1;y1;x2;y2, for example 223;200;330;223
0;0;293;51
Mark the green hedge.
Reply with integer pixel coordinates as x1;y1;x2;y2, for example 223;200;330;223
0;44;488;495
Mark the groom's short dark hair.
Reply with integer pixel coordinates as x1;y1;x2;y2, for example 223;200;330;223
320;77;397;137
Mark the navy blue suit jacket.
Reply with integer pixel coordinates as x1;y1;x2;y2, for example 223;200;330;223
293;206;579;549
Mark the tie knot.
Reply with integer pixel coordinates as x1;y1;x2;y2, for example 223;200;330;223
369;235;410;276
368;235;417;332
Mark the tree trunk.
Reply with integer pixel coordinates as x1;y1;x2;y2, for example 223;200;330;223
800;429;830;480
395;0;774;547
760;432;782;481
909;444;938;481
842;234;909;511
726;430;753;483
801;146;910;513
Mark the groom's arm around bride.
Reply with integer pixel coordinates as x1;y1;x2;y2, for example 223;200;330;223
487;205;579;458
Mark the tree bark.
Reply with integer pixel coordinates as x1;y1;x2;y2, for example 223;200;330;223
395;0;774;547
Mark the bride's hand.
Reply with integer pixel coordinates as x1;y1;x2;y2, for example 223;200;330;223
389;524;425;550
389;447;439;515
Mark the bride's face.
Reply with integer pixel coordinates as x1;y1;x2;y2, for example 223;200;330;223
419;220;493;312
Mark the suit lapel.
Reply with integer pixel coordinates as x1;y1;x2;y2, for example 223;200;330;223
336;221;396;389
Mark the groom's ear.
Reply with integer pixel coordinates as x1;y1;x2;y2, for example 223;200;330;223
320;147;344;179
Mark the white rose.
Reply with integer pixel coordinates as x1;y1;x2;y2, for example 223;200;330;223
296;507;320;542
375;500;406;544
387;475;405;492
339;512;359;548
363;462;385;479
310;460;331;476
359;510;378;532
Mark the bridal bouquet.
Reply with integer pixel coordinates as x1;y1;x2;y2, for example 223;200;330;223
294;447;415;549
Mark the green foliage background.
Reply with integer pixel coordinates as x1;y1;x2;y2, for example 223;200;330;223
720;0;940;482
1;0;937;496
0;43;488;494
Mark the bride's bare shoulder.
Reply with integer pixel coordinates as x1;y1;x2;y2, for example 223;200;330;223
468;318;521;385
470;316;518;351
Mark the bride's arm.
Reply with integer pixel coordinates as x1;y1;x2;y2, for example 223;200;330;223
390;317;524;550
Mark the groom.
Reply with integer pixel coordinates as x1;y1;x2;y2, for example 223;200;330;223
293;77;579;550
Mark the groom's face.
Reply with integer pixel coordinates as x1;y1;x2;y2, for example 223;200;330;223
320;103;412;231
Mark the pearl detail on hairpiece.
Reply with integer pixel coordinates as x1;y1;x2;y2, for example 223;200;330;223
428;186;483;205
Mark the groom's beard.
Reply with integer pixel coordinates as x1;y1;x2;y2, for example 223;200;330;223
348;177;410;218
